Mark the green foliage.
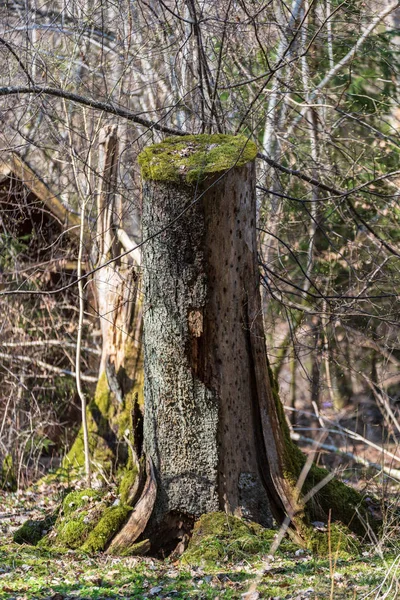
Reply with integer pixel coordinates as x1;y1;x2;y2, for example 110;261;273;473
340;32;399;113
138;134;258;183
0;232;30;271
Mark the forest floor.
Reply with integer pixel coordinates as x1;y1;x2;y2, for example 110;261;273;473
1;484;400;600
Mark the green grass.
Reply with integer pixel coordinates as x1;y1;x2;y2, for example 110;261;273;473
1;542;400;599
1;488;400;599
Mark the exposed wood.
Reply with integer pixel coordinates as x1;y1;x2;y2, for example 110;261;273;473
292;432;400;482
94;126;139;374
0;153;133;253
106;456;157;555
126;462;145;508
0;340;100;354
0;165;12;179
116;228;141;266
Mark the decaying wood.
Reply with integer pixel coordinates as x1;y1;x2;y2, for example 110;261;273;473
106;456;157;555
141;159;286;528
292;432;400;482
0;351;97;382
94;126;140;374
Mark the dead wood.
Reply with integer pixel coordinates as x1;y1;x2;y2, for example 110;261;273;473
106;456;156;555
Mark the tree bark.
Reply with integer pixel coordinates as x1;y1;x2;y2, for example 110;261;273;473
138;134;377;548
140;135;303;536
53;134;378;553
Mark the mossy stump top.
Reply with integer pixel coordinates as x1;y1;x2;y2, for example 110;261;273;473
138;134;258;184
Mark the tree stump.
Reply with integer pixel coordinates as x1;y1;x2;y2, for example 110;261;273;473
140;134;292;533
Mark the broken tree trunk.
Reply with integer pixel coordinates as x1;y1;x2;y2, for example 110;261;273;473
139;134;376;548
139;134;303;536
65;126;144;479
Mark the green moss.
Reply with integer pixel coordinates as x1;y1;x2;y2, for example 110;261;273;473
61;489;100;516
36;488;132;554
1;454;16;491
118;468;138;504
63;368;142;483
122;334;144;409
39;488;107;550
13;514;57;546
81;505;131;553
138;134;258;184
56;518;91;549
182;512;295;565
305;463;376;536
119;538;151;556
307;523;361;558
94;370;111;417
63;372;114;473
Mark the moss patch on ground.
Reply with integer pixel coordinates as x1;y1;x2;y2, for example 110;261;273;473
37;488;103;550
15;488;131;554
138;134;258;183
307;523;362;558
13;514;57;546
2;488;399;599
182;512;297;566
0;539;396;600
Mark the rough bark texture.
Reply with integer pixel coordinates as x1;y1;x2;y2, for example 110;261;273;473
139;135;377;546
141;134;291;529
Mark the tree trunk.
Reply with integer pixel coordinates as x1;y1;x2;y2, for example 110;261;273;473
139;134;375;547
140;135;303;538
64;127;144;477
50;134;377;554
